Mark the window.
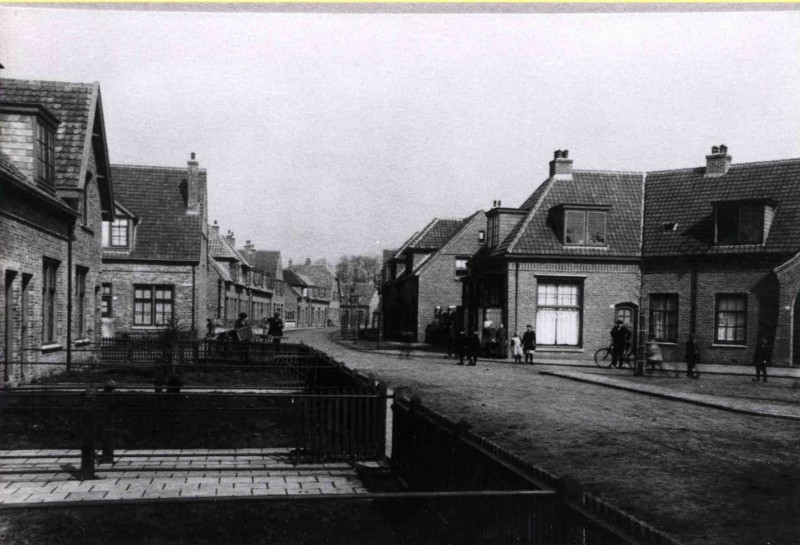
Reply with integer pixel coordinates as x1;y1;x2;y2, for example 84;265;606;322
82;178;91;226
101;283;113;317
565;210;606;246
42;259;59;343
455;258;469;276
715;295;747;344
478;230;486;243
536;282;581;346
716;203;764;245
649;294;678;342
133;285;173;326
75;268;87;337
102;219;129;247
35;121;55;186
487;216;500;247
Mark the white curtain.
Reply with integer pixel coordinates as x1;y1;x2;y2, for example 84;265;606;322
536;309;579;345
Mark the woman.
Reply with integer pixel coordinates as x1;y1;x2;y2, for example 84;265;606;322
510;333;523;364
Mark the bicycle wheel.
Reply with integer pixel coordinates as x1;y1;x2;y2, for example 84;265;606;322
594;347;614;368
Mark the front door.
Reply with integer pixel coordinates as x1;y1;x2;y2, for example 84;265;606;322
615;303;638;350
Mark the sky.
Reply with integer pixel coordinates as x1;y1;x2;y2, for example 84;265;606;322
1;6;799;265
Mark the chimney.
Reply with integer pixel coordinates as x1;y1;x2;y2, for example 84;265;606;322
705;144;731;177
305;258;311;266
211;220;219;233
549;149;573;179
244;240;254;252
225;230;236;249
186;152;200;215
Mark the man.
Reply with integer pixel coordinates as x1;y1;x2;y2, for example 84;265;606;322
753;337;770;383
495;323;507;359
522;325;536;365
467;330;481;366
235;313;248;330
267;311;284;344
455;330;468;366
610;319;631;368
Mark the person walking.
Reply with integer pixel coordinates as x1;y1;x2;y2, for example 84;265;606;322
646;335;663;374
455;330;468;366
467;330;481;366
205;318;215;339
496;324;507;359
267;311;284;344
522;325;536;365
685;334;700;379
610;320;631;368
510;332;523;364
753;337;770;383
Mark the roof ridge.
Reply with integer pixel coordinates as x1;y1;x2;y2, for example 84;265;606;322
506;177;557;254
574;169;644;175
646;157;800;174
0;77;97;88
111;164;207;172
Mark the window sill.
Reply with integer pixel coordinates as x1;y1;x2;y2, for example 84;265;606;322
653;342;678;346
131;326;168;330
537;347;584;352
74;338;92;347
41;343;63;354
80;225;94;235
710;343;747;349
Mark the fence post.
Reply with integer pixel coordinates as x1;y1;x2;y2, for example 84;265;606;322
80;386;98;480
375;381;388;460
99;381;115;464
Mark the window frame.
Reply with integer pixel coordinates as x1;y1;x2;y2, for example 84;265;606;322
714;294;748;345
535;280;583;347
487;216;500;248
715;203;764;245
564;209;608;247
101;283;113;318
102;218;130;248
133;284;174;326
35;120;56;187
75;268;88;337
455;257;469;276
42;259;59;343
649;294;679;343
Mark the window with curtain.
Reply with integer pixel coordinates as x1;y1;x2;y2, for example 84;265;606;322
715;294;747;344
535;281;582;346
133;285;174;326
42;259;59;343
75;268;87;337
649;294;678;342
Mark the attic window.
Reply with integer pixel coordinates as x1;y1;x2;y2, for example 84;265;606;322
564;209;607;246
102;218;129;248
662;222;678;232
35;121;55;187
715;202;766;245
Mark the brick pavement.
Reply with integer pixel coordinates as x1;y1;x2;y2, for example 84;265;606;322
0;448;367;506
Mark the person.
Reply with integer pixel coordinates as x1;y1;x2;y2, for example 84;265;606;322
467;330;481;366
455;330;468;366
522;325;536;365
685;334;700;379
235;312;248;329
205;318;215;339
610;320;631;368
495;324;507;359
267;311;284;344
753;337;770;383
646;335;663;374
510;332;523;364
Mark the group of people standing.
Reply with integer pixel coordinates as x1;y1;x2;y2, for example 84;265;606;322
450;324;538;366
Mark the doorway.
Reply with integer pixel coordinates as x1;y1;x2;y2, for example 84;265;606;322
615;303;638;350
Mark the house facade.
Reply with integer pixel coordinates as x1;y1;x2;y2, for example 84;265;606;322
384;212;486;342
0;78;115;383
340;282;379;329
239;245;286;321
286;261;342;327
641;147;800;366
463;151;643;359
100;157;208;337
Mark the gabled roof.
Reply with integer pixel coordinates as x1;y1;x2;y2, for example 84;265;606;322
500;170;644;257
0;79;114;213
393;217;465;260
209;228;240;261
643;158;800;257
283;269;313;288
109;164;205;262
413;211;485;277
289;263;338;292
245;250;283;279
0;149;31;185
0;149;78;215
208;254;231;282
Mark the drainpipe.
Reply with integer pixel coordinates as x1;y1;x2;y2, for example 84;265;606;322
689;262;698;335
514;262;519;335
66;223;73;372
191;265;196;336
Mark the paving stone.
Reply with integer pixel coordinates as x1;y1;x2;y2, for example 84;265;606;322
26;492;70;503
291;488;322;495
66;491;109;501
88;481;121;492
285;476;319;483
266;482;300;490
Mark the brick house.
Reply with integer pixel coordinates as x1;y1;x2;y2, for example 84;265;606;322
282;269;313;328
206;227;273;328
383;212;486;342
287;260;342;327
239;245;286;322
0;78;115;383
463;151;643;359
642;146;800;366
340;282;379;328
100;156;208;337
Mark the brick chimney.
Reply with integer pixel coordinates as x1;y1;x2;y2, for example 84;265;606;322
549;149;573;180
244;240;254;252
186;152;200;215
211;220;219;234
705;145;731;177
225;230;236;249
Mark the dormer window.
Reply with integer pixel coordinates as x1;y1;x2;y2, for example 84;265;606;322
455;257;469;276
102;218;130;248
35;121;55;187
715;202;770;245
564;208;607;246
487;216;500;247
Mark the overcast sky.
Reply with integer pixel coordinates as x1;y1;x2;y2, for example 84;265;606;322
2;6;799;264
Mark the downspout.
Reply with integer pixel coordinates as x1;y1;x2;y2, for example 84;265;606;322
217;278;223;319
514;262;519;335
690;262;698;335
66;222;73;372
191;265;196;336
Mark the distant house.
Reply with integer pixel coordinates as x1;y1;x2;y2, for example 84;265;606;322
287;260;342;327
100;156;208;337
283;269;313;328
383;212;486;342
239;244;286;321
0;78;115;383
463;150;643;359
340;282;379;329
642;146;800;366
206;227;272;329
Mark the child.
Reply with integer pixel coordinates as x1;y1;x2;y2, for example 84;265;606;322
510;333;523;364
646;336;663;375
753;337;770;383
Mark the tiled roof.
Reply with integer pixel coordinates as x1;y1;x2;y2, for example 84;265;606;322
0;149;31;185
0;78;96;190
208;254;231;282
412;218;465;250
209;228;239;261
283;269;312;288
643;159;800;256
289;264;338;292
0;149;78;214
506;170;644;257
246;250;282;278
109;165;205;262
341;282;376;303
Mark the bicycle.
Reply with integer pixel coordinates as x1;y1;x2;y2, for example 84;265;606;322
594;342;635;368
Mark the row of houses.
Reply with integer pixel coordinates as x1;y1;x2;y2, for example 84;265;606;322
0;77;342;385
383;148;800;367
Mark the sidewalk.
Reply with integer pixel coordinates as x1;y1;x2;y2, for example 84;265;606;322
540;369;800;421
0;448;367;506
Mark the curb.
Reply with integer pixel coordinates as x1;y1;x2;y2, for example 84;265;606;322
540;370;800;421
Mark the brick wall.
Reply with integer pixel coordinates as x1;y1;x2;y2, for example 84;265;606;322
0;113;35;180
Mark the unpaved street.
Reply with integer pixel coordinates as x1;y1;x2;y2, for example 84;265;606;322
289;329;800;545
